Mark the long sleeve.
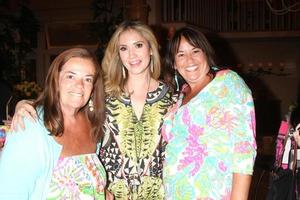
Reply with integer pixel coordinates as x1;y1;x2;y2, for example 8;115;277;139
0;117;61;199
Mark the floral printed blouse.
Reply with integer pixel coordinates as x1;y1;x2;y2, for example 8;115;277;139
162;69;257;200
46;153;106;200
99;82;177;200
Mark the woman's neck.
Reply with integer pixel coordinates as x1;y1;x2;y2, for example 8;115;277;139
61;106;80;118
182;74;212;105
126;74;153;94
63;111;84;126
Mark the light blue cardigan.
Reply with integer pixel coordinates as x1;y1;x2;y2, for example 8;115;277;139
0;110;62;200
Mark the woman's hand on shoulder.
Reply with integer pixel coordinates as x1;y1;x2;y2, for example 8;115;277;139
11;99;37;132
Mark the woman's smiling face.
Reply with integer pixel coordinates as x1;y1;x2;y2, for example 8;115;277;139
59;57;95;113
174;36;210;88
118;29;152;77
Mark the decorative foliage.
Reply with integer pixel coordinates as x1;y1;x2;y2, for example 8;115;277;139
14;81;42;99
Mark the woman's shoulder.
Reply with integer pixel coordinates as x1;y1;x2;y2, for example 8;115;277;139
215;68;246;84
215;68;252;98
10;107;50;138
148;81;178;104
216;68;237;77
105;93;129;107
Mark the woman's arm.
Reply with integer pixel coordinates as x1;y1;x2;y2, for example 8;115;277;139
293;123;300;147
228;71;256;199
106;190;115;200
0;123;40;199
10;99;37;131
231;173;252;200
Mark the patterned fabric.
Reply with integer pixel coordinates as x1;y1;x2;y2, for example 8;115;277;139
47;153;106;200
99;82;177;200
162;69;257;200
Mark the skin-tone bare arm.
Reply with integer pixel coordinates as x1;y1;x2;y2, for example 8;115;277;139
293;123;300;147
10;99;37;131
105;190;114;200
230;173;252;200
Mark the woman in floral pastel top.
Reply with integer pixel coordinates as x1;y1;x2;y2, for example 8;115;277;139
162;26;257;200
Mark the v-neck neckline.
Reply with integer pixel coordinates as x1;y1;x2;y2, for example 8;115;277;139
179;71;219;107
125;81;162;121
131;93;149;121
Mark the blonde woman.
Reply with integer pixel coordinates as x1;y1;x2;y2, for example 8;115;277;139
99;20;176;199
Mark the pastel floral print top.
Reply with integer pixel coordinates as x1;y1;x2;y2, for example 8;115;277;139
100;82;177;200
46;153;106;200
162;69;257;200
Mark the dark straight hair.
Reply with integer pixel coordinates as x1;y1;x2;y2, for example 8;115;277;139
164;26;219;89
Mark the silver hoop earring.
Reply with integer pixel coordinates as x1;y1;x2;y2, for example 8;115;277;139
122;65;126;79
174;70;180;92
88;99;94;112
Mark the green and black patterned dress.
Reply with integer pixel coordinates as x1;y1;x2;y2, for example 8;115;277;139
99;82;177;200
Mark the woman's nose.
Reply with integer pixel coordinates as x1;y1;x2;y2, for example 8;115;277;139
128;48;137;58
75;78;84;88
186;52;194;64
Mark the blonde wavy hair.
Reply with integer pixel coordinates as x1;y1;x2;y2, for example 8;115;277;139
101;20;161;97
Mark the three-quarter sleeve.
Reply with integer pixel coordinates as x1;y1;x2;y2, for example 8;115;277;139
229;72;257;175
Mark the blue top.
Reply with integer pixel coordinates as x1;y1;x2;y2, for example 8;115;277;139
0;110;62;199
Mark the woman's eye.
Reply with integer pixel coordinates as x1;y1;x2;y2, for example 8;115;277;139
193;49;201;54
177;53;184;57
85;78;93;83
66;74;74;79
119;46;127;51
136;43;143;48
